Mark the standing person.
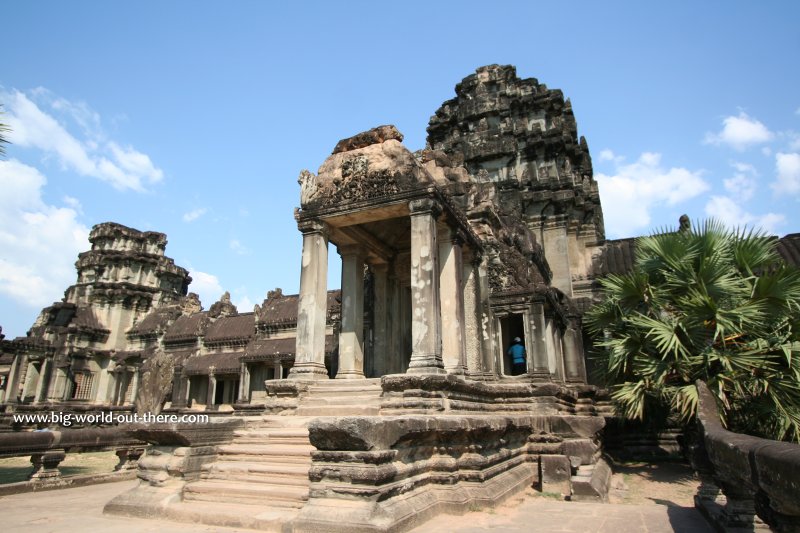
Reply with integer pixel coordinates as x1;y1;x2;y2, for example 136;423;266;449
507;337;526;376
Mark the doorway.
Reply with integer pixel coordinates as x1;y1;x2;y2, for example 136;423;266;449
499;314;526;376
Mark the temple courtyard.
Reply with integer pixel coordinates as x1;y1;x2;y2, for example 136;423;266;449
0;461;713;532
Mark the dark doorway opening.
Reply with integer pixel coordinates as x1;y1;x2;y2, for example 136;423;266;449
500;314;526;376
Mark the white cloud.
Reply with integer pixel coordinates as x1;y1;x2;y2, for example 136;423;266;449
234;294;254;312
187;269;224;310
772;152;800;195
598;149;624;164
182;207;208;222
595;152;709;237
704;196;785;234
229;239;250;255
704;111;774;151
787;132;800;152
724;161;758;201
1;89;163;191
0;159;89;308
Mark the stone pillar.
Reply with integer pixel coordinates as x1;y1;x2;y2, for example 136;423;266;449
337;244;366;379
171;368;188;409
529;301;550;380
206;369;217;406
290;219;330;380
550;319;565;381
129;366;140;405
4;354;23;404
477;256;496;379
438;228;467;375
274;361;283;380
238;362;250;402
371;263;389;377
542;215;573;296
462;256;482;377
407;199;445;374
562;319;587;383
34;358;52;404
387;274;403;374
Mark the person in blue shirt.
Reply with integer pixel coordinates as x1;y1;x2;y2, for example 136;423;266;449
507;337;526;376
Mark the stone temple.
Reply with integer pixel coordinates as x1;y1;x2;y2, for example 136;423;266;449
3;65;799;531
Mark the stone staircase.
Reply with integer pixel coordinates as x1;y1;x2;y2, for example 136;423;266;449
174;415;314;529
171;379;384;529
295;377;383;416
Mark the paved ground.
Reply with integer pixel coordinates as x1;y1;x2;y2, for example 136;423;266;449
0;478;713;533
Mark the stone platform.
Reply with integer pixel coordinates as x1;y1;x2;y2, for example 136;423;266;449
0;479;714;532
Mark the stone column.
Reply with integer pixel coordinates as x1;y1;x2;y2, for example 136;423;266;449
549;319;565;381
34;358;52;404
462;256;482;377
562;319;587;383
171;368;188;409
238;362;250;402
4;354;23;404
529;301;550;380
337;245;366;379
387;274;403;374
206;369;217;406
290;219;330;380
477;256;496;379
129;366;140;406
438;229;467;375
274;361;283;380
407;199;445;374
371;263;389;377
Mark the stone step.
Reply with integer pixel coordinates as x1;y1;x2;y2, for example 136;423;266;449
183;480;308;507
216;445;313;464
233;428;310;444
295;405;381;416
301;395;382;407
168;500;299;531
307;378;381;388
204;461;310;479
202;471;309;487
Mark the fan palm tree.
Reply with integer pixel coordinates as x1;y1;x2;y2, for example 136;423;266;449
586;219;800;442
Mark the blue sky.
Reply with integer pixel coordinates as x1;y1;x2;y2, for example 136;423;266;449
1;1;799;338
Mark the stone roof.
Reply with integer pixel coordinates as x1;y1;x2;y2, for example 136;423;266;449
243;334;336;360
299;127;435;210
777;233;800;266
591;238;636;277
205;313;255;343
183;351;242;375
592;233;800;280
163;313;211;342
256;290;341;326
128;307;182;336
164;347;198;366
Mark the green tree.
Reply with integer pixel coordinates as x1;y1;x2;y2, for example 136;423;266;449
586;219;800;442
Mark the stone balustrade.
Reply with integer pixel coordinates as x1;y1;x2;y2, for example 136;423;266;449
694;380;800;531
0;427;147;493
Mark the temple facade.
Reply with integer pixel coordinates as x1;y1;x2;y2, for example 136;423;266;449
2;66;602;410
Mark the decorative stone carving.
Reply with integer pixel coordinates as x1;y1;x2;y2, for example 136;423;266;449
207;291;238;319
332;124;403;154
298;169;319;206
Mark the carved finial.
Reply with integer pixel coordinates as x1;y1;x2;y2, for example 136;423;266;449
208;291;237;318
679;214;691;233
298;169;318;205
267;287;283;300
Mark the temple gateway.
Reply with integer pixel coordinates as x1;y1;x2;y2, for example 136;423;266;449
7;65;798;531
